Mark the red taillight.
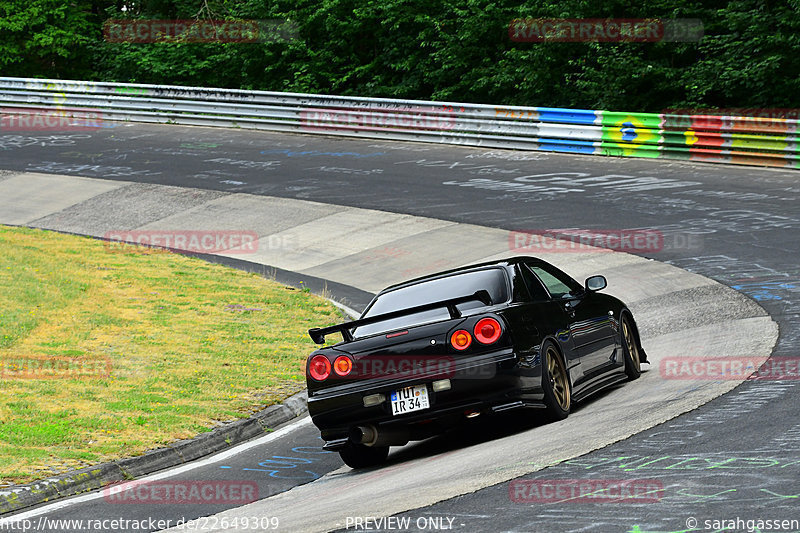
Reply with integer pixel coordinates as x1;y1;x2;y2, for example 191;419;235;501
333;355;353;376
474;317;502;344
309;355;331;381
451;329;472;351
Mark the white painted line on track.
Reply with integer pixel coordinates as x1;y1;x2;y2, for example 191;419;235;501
327;298;362;319
0;417;312;523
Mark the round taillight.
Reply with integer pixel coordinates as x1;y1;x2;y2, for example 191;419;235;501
333;355;353;376
451;330;472;351
474;317;502;344
309;354;331;381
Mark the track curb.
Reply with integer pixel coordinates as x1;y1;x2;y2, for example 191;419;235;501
0;391;308;515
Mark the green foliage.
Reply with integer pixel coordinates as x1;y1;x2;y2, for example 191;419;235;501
2;0;797;111
0;0;102;78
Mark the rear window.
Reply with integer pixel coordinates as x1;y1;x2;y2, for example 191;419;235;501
354;268;509;338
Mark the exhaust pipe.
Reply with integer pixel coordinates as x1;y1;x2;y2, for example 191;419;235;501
350;425;409;447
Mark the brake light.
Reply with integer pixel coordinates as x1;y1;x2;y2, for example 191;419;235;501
450;330;472;351
474;317;502;344
333;355;353;376
309;354;331;381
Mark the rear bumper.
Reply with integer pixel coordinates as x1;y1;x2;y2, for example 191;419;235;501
307;347;545;444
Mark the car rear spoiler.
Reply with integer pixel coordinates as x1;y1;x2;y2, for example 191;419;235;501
308;290;493;344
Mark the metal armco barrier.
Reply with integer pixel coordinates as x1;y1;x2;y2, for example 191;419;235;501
1;77;798;169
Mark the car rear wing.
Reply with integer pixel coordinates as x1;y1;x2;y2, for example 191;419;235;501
308;290;493;344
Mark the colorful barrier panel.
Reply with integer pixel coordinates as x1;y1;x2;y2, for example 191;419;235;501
1;77;797;169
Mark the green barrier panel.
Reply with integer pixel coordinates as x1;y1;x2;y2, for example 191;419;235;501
658;145;694;161
728;133;795;152
600;111;663;129
597;141;661;158
660;130;697;148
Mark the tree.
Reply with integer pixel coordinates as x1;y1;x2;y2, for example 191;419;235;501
0;0;104;79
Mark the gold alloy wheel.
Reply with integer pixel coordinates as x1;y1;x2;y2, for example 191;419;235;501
546;345;571;411
623;318;640;368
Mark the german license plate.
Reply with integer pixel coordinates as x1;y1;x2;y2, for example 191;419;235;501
390;384;429;416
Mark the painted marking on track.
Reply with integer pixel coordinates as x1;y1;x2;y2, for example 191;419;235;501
220;446;334;479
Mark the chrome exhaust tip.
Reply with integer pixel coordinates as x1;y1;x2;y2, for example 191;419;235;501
349;425;410;447
350;425;379;446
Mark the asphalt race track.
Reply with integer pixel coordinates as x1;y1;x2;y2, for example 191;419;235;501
1;123;799;533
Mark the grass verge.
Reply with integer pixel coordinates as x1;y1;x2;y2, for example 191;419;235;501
0;225;344;485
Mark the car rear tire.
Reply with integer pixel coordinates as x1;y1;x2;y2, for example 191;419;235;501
621;314;642;380
542;341;571;421
338;440;390;469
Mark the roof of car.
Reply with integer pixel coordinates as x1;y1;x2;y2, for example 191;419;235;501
376;255;543;296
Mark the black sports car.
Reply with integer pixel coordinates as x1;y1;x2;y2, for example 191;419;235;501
305;256;647;468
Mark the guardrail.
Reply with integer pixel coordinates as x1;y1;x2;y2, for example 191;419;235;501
1;77;798;168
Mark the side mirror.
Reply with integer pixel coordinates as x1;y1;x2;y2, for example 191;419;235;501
585;275;607;292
